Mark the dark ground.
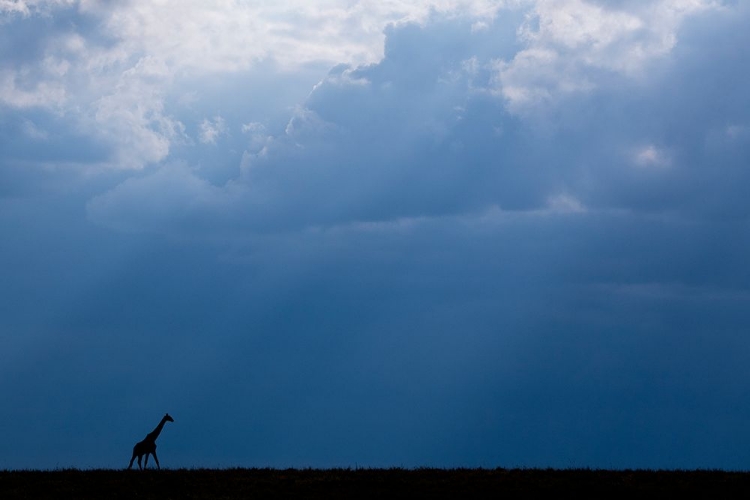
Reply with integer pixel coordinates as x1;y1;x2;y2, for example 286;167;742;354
2;468;750;498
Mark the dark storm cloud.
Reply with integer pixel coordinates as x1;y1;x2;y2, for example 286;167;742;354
86;16;550;233
86;5;750;236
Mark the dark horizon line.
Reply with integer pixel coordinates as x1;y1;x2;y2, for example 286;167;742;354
3;466;749;473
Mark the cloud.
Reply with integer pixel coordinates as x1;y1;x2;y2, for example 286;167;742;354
0;0;75;18
545;193;586;213
20;118;48;140
199;116;227;145
85;2;750;236
86;162;231;234
0;0;520;172
492;0;719;114
1;1;746;221
89;0;515;72
632;145;671;169
0;69;67;108
89;57;187;170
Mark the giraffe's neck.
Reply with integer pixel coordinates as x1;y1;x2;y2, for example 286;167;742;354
147;416;169;442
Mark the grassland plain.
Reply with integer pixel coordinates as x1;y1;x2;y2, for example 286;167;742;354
2;468;750;498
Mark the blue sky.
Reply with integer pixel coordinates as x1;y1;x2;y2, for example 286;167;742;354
2;0;750;470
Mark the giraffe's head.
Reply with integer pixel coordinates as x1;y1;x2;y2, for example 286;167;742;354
164;413;174;423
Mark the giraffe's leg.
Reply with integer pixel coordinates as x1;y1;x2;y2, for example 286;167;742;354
152;450;161;470
138;455;143;470
144;453;149;468
128;445;139;469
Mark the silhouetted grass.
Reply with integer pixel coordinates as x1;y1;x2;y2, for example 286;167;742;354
2;467;750;498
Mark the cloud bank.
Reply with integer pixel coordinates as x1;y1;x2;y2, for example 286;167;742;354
82;0;750;235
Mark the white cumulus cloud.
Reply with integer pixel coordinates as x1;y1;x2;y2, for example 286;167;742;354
493;0;719;114
199;116;227;145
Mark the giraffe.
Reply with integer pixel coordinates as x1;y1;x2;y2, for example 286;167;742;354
128;413;174;470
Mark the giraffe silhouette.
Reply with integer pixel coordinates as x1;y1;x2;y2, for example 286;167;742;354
128;413;174;470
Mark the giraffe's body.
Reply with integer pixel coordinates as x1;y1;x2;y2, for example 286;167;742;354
128;413;174;470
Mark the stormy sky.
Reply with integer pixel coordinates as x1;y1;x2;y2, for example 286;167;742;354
2;0;750;470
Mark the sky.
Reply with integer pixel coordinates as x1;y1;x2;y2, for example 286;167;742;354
1;0;750;470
